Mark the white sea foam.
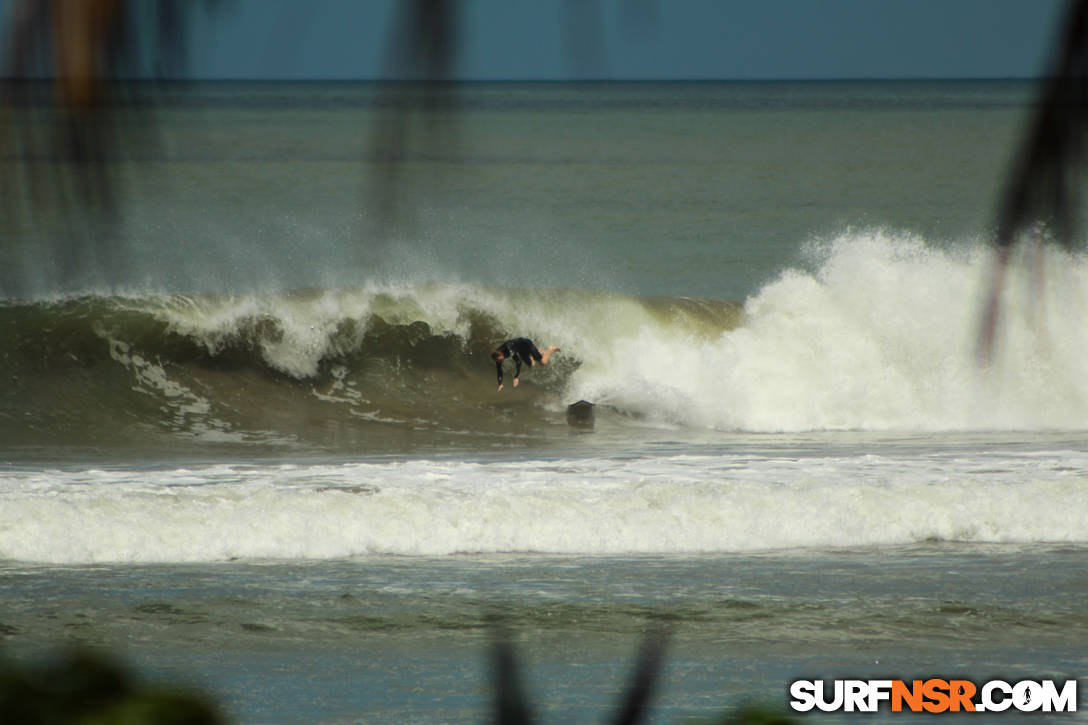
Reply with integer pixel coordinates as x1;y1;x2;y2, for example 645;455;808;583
567;231;1088;432
2;449;1086;564
136;282;489;378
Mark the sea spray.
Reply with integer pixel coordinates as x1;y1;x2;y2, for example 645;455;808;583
568;231;1088;432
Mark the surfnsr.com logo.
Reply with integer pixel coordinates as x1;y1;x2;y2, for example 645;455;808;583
789;678;1078;714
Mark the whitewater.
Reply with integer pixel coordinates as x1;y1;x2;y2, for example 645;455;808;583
4;446;1088;563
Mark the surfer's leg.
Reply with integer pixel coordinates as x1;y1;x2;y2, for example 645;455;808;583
539;345;560;365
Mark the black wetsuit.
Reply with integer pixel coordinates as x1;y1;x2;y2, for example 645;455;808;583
495;337;542;386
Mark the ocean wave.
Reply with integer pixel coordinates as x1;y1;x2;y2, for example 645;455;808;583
4;231;1088;448
0;283;740;448
2;453;1086;564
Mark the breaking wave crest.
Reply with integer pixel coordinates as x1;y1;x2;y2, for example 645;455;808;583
5;231;1088;453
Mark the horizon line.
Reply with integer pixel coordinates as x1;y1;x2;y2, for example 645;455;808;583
0;74;1049;84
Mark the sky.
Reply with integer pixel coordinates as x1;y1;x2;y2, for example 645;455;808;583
0;0;1074;81
185;0;1070;81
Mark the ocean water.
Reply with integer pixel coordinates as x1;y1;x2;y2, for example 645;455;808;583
2;81;1087;723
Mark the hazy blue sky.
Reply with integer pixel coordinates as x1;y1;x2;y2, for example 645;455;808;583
183;0;1069;80
0;0;1073;80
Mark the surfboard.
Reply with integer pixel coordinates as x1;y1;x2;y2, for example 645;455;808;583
566;400;595;428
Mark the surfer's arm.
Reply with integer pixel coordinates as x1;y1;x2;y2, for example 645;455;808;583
495;360;504;389
512;356;522;384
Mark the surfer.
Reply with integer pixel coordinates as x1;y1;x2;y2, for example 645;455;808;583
491;338;560;391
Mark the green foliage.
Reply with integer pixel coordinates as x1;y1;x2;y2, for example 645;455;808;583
0;650;222;725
